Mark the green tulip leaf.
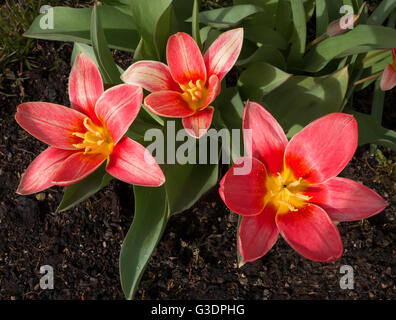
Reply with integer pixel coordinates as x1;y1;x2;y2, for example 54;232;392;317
56;163;113;213
120;185;169;300
24;6;139;52
238;62;292;101
129;0;172;60
263;66;349;134
303;25;396;72
187;5;263;28
90;4;122;84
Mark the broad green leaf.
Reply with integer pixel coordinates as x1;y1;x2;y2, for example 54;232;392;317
202;28;221;52
71;42;124;74
187;5;263;28
367;0;396;25
99;0;132;15
126;105;164;143
287;0;307;67
56;163;113;213
275;0;293;40
24;6;139;52
303;25;396;72
315;0;328;37
192;0;202;49
235;0;279;28
236;45;286;69
215;87;246;162
120;185;169;300
172;0;195;33
164;162;219;215
263;67;349;133
238;62;292;101
243;25;288;49
326;0;343;21
129;0;172;60
90;4;122;84
348;110;396;149
200;26;212;45
360;50;391;69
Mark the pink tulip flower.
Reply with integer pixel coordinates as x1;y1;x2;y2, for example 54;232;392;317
380;49;396;91
219;102;387;262
121;29;244;138
16;53;165;195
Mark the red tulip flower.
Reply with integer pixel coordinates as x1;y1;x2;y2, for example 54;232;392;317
16;53;165;195
121;29;244;138
380;48;396;91
219;102;387;262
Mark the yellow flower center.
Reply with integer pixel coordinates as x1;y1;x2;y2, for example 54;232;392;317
264;167;311;214
72;117;114;157
179;79;208;111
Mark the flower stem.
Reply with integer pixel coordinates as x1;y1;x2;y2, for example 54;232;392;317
353;71;383;86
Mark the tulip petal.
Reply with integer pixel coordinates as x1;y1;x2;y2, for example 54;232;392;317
219;157;267;216
201;74;221;110
95;84;143;144
166;32;206;84
52;152;106;186
285;113;358;184
380;64;396;91
121;60;180;92
106;137;165;186
276;204;343;262
182;106;214;139
306;177;387;221
15;102;87;150
69;52;103;122
144;91;195;118
204;28;244;81
238;205;279;262
243;101;288;175
16;147;74;195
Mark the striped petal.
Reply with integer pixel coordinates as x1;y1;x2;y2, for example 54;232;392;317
16;147;74;195
106;137;165;186
144;91;195;118
219;157;267;216
166;32;206;84
285;113;358;184
380;64;396;91
68;52;103;122
201;74;221;110
121;60;180;92
52;152;106;186
182;106;214;139
238;205;279;262
306;177;387;221
95;84;143;144
243;101;288;175
204;28;243;81
15;102;86;150
276;204;343;262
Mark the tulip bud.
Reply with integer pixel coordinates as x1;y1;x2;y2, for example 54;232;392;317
326;14;359;37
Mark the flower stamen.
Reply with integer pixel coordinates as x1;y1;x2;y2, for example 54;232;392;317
265;169;311;214
72;117;114;157
179;79;207;111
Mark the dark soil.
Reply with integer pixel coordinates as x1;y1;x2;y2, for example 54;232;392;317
0;38;395;300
